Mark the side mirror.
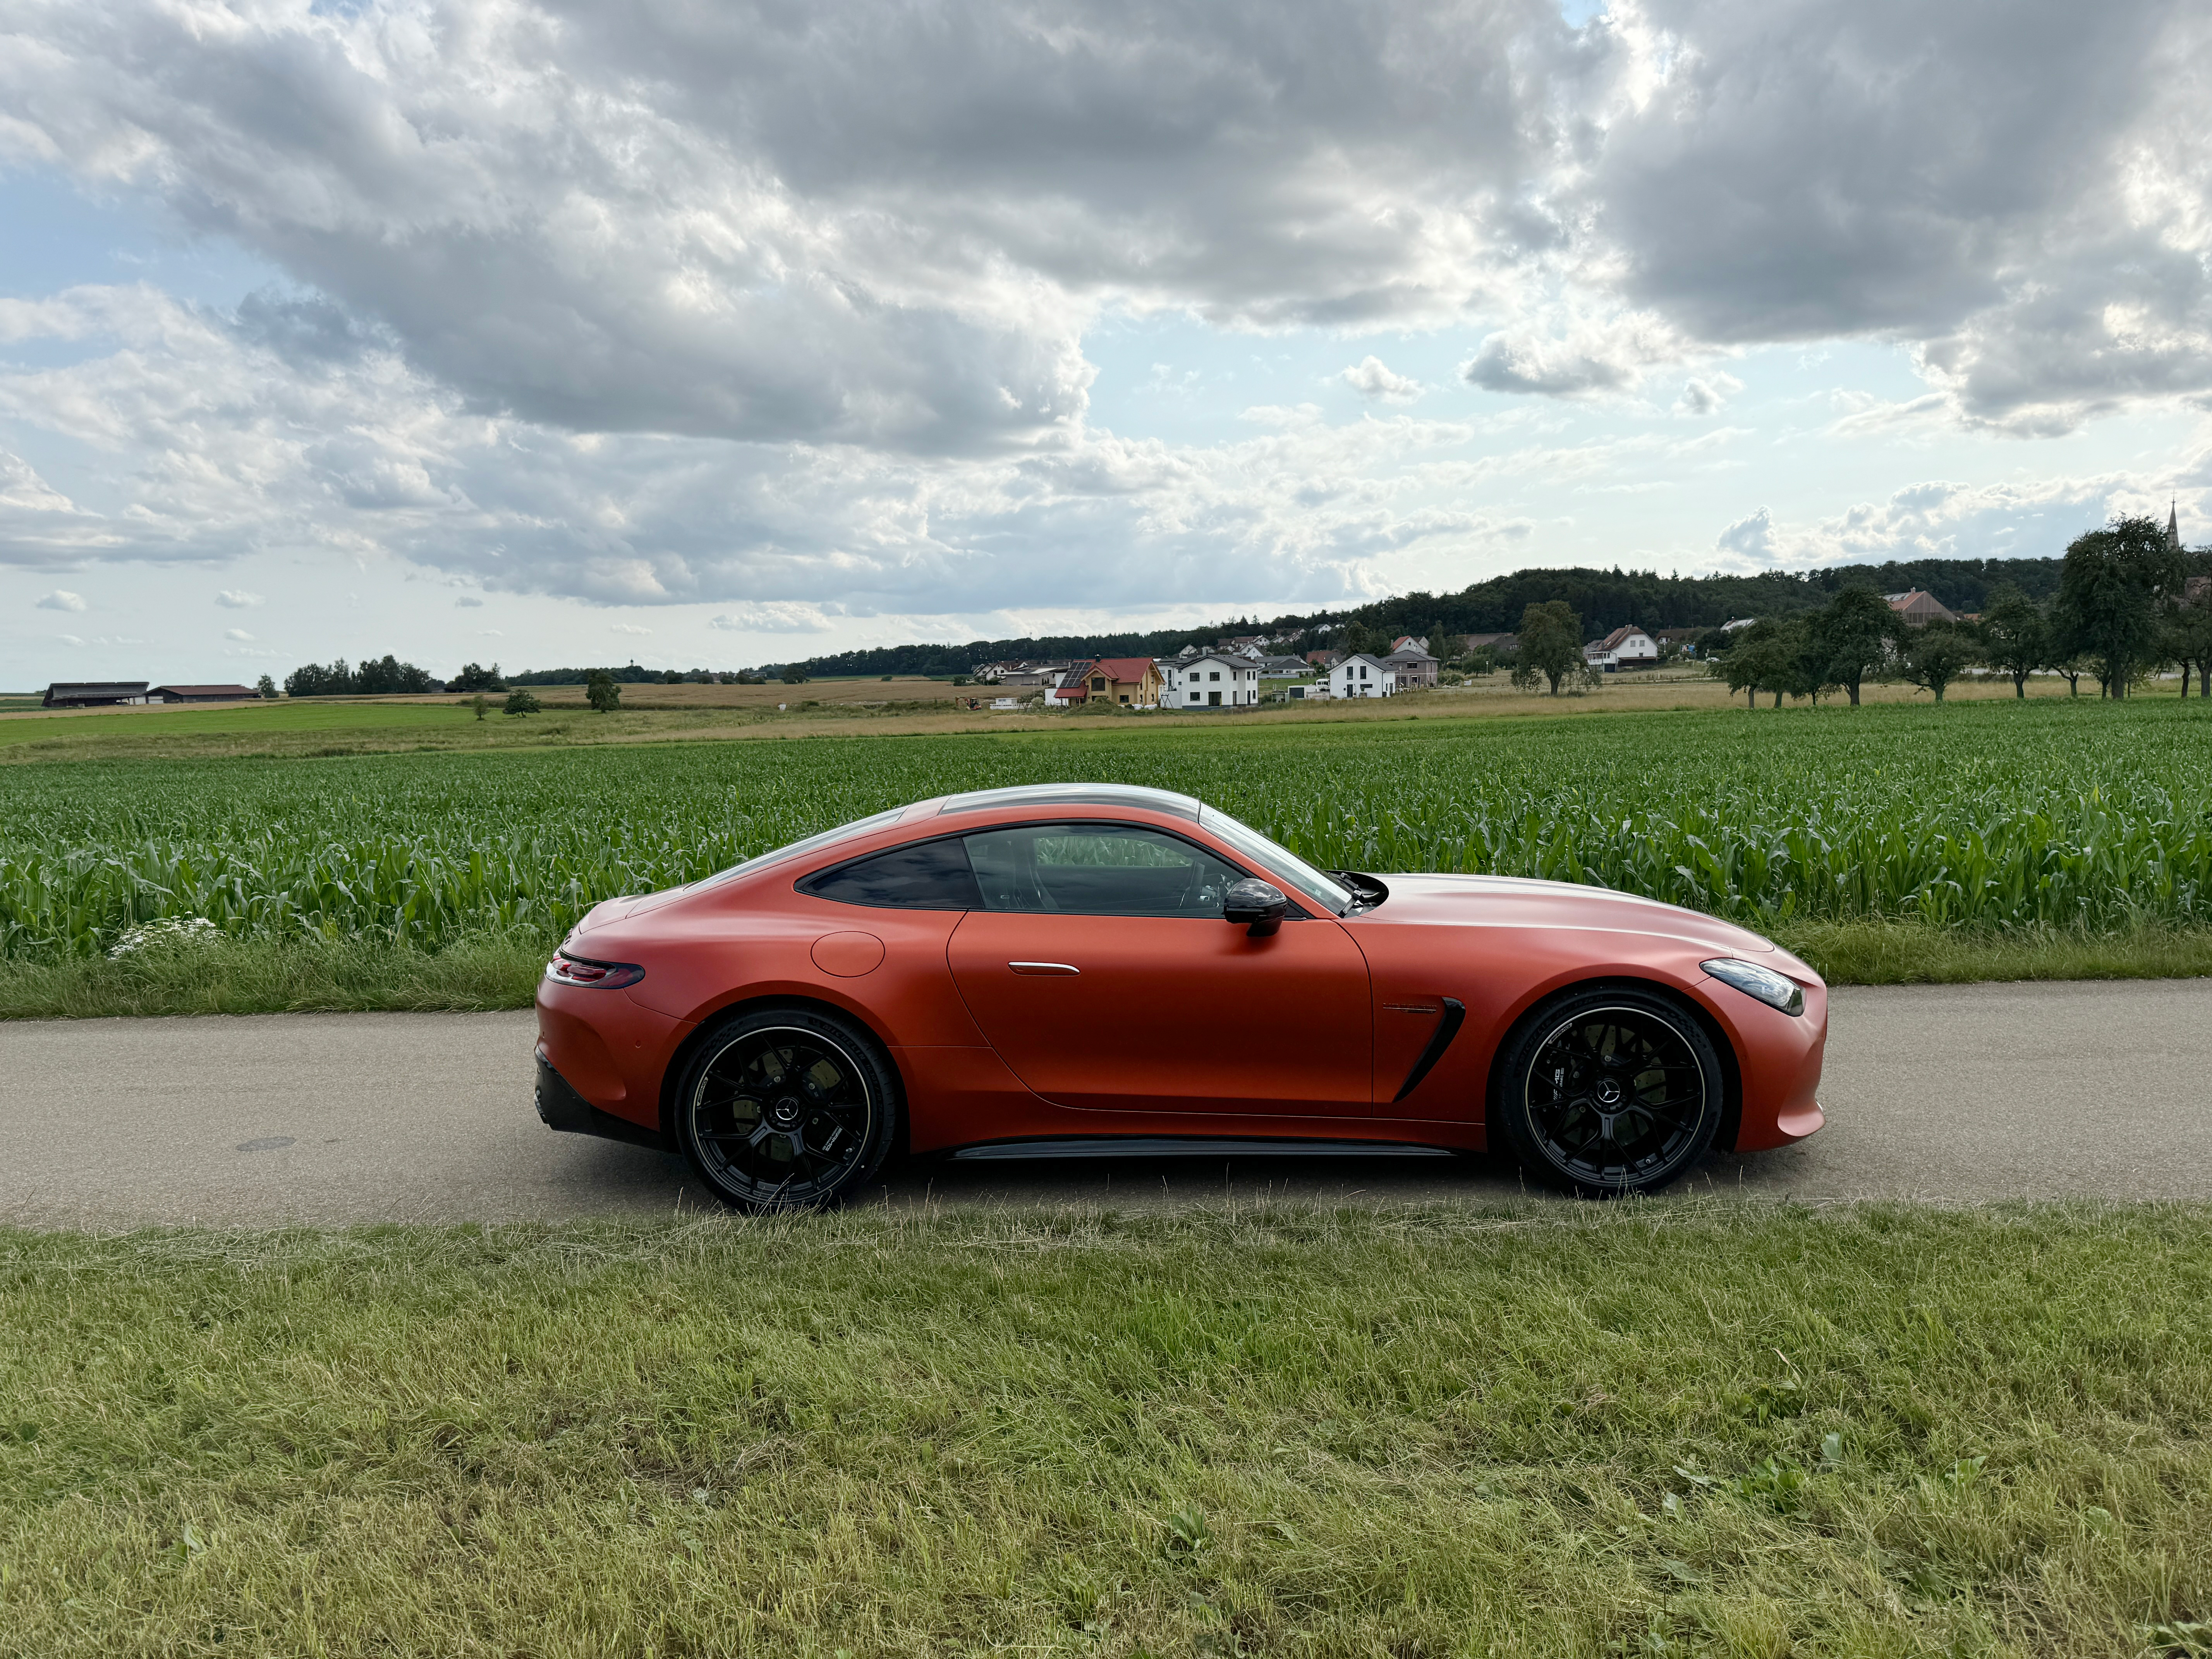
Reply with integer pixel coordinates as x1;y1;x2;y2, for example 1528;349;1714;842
1223;878;1288;937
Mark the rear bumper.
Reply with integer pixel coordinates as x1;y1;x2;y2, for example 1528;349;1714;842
535;1049;670;1152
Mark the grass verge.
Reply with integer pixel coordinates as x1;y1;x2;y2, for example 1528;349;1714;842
0;933;548;1020
1774;918;2212;986
5;918;2211;1020
0;1204;2207;1656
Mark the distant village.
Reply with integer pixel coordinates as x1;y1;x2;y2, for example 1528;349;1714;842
31;585;1984;713
955;588;1984;711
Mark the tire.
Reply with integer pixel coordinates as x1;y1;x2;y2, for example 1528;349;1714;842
673;1006;902;1213
1492;985;1725;1197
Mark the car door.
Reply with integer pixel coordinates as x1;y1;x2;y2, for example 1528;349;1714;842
945;820;1372;1116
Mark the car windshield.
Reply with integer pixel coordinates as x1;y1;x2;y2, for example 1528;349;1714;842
1198;807;1357;915
695;806;912;889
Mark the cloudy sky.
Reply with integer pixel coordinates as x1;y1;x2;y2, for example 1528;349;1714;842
2;0;2208;683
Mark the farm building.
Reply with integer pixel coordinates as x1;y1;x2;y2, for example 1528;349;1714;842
1885;590;1957;627
42;682;151;708
151;684;261;703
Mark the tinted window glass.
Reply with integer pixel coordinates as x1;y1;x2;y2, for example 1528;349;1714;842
965;823;1243;916
800;838;982;909
1198;806;1354;914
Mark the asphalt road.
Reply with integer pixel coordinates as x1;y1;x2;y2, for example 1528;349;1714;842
2;981;2207;1227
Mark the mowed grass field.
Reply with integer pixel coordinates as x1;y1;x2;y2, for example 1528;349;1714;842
2;694;2211;1013
2;1205;2207;1657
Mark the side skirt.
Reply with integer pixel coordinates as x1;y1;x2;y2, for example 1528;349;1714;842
949;1136;1456;1162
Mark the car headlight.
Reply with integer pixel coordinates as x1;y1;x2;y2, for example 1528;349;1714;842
1701;957;1805;1016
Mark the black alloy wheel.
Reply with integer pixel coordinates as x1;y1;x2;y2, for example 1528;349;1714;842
675;1007;900;1212
1493;986;1724;1197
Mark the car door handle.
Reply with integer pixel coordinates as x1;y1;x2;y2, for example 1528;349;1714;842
1008;962;1079;975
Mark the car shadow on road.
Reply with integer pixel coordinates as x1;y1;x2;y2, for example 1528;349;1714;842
569;1140;1813;1214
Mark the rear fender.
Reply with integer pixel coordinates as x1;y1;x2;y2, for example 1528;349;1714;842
653;990;911;1147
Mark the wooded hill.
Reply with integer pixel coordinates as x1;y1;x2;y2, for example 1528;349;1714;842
780;556;2075;677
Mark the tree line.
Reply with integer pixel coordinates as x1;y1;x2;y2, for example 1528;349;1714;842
780;555;2091;679
1497;516;2203;706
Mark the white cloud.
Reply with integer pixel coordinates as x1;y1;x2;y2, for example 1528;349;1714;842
710;603;838;634
0;0;2207;634
455;595;483;608
57;632;84;646
609;622;653;635
1339;356;1423;403
215;589;263;609
1716;507;1775;561
225;627;254;641
1675;373;1744;416
36;589;86;611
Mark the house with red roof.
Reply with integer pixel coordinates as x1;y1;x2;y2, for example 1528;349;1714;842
1081;657;1163;708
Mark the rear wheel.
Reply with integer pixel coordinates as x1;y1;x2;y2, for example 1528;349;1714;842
674;1007;900;1212
1493;986;1724;1197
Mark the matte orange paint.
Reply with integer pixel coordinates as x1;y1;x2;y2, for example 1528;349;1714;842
534;797;1827;1159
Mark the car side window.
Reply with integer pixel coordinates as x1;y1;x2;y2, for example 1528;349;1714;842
963;822;1243;916
799;838;983;908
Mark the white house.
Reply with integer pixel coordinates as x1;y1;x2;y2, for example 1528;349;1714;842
1328;653;1396;698
1166;653;1262;708
1583;625;1659;672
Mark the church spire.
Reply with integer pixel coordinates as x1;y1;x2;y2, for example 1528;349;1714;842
2171;498;2183;551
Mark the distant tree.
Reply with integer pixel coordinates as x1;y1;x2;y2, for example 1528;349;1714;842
1895;621;1980;703
352;654;437;695
1977;588;2050;699
585;670;621;713
661;670;684;685
503;688;541;716
1465;647;1498;676
285;659;355;697
780;665;809;685
1509;601;1587;696
2053;516;2186;700
1808;587;1901;706
2166;597;2212;701
2048;648;2091;697
254;674;278;700
1777;617;1839;706
469;693;489;721
448;661;506;693
1712;619;1802;709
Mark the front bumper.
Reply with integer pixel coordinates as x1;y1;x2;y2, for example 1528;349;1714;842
535;1050;670;1152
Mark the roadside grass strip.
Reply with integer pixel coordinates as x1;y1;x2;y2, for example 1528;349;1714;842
1;1204;2207;1656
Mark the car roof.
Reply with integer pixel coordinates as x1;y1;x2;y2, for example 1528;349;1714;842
933;783;1202;821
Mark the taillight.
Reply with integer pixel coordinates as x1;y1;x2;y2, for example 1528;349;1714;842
546;951;646;989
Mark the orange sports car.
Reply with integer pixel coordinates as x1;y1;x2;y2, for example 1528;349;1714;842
535;783;1826;1208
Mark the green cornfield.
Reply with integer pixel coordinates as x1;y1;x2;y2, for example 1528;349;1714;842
2;701;2209;958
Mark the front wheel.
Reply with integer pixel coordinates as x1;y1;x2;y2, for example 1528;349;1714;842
1492;986;1724;1197
674;1007;901;1212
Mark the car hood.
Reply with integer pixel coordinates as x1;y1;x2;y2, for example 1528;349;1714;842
1360;873;1815;975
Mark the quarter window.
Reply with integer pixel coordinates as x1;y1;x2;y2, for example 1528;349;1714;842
800;838;982;908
